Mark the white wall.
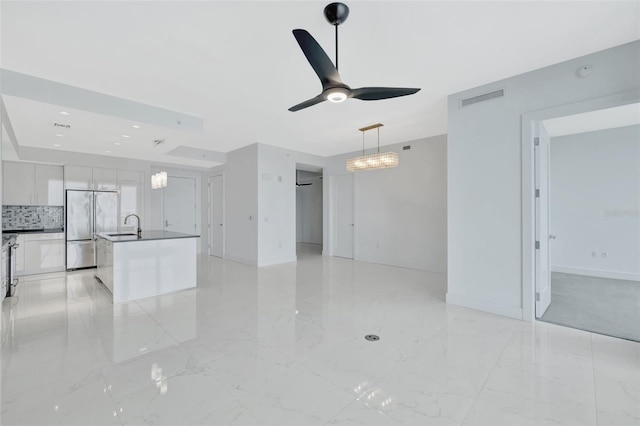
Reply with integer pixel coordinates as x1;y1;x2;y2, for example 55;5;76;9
550;125;640;281
324;135;447;273
223;144;258;265
447;41;640;318
257;144;297;266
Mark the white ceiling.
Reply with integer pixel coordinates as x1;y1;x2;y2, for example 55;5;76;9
1;1;639;167
543;102;640;137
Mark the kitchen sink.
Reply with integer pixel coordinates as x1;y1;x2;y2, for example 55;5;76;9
107;233;137;237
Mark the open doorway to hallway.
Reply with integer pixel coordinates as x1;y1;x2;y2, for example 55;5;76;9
535;103;640;342
295;166;323;258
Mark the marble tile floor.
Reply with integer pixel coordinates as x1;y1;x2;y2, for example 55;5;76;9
1;243;638;425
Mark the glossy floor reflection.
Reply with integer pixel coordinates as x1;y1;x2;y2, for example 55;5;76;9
2;244;639;425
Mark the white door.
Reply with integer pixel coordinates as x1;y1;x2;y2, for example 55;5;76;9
209;175;224;257
164;176;196;234
535;122;552;317
333;174;354;258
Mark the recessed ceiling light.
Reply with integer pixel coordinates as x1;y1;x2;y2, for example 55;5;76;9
53;144;61;147
55;133;64;137
115;142;121;146
105;150;112;153
132;124;141;129
122;134;130;138
59;111;70;116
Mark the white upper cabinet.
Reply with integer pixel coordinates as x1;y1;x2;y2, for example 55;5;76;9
64;165;93;190
3;161;63;206
64;166;117;191
117;170;143;228
34;164;64;206
93;167;117;191
3;162;35;205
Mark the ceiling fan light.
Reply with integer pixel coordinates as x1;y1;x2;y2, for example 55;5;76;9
326;88;349;103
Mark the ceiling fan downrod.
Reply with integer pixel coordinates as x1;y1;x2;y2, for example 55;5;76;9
323;2;350;70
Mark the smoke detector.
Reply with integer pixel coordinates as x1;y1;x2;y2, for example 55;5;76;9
576;65;593;78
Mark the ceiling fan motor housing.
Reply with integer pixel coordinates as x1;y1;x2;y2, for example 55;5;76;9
324;2;349;25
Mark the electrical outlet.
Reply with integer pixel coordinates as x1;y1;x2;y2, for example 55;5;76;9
601;251;608;259
591;251;597;258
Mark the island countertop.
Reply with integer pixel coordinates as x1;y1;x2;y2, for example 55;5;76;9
96;230;200;243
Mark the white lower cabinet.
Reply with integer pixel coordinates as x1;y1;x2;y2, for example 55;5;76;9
16;233;65;276
95;237;113;293
15;235;25;274
2;244;7;301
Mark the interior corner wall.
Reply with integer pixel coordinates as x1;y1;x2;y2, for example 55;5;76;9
223;144;258;265
325;134;448;273
550;125;640;281
215;143;324;267
446;41;640;319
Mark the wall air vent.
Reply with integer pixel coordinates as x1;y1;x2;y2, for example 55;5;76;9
460;89;504;108
403;145;411;150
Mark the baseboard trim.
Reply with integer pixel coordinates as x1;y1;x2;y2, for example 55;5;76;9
551;265;640;282
446;293;523;320
257;256;297;267
223;254;257;266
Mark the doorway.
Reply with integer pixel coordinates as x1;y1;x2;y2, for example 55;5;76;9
295;167;323;258
530;101;640;341
163;176;197;234
209;174;224;258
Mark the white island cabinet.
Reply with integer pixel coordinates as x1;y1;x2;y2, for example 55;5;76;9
95;231;199;303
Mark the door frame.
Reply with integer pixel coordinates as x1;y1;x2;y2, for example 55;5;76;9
534;121;551;318
208;173;224;257
521;89;640;321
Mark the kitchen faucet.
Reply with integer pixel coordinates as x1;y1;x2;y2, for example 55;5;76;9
124;214;142;238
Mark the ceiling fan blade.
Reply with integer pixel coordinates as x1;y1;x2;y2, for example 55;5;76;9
292;29;343;89
351;87;420;101
288;93;326;112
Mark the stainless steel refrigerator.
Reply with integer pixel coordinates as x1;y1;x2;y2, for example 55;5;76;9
66;190;118;270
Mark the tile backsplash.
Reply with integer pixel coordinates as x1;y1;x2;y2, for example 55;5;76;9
2;205;64;230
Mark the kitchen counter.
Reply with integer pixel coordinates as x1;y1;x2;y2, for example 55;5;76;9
94;230;198;303
3;228;64;234
95;230;199;243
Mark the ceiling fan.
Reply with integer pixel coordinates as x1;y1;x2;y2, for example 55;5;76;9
296;170;313;187
289;2;420;112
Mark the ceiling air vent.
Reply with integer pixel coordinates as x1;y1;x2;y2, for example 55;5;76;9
53;122;71;129
153;139;165;147
460;89;504;108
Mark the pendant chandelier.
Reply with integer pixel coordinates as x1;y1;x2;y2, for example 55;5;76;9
151;171;167;189
346;123;399;172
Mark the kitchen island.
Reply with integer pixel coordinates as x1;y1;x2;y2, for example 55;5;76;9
95;230;199;303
